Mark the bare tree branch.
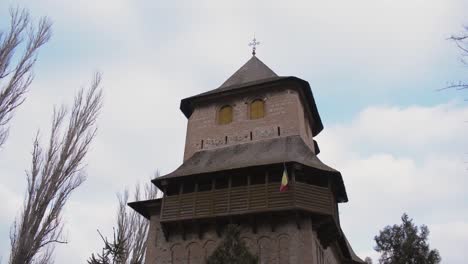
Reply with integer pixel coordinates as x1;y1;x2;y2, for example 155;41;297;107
9;73;103;264
445;26;468;90
0;7;52;148
117;180;158;264
88;176;158;264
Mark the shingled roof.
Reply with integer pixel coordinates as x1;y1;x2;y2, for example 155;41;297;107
219;55;278;88
179;56;325;136
153;135;348;202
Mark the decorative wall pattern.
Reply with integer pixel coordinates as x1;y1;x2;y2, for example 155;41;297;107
148;212;341;264
261;236;279;264
170;244;184;264
187;242;203;264
278;234;291;264
166;233;296;264
203;240;216;260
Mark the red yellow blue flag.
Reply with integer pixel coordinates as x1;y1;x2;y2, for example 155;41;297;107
279;165;289;192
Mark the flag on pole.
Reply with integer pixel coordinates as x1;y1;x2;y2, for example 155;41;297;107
279;164;289;192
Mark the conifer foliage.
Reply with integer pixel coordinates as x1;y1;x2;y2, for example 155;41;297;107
88;181;157;264
206;224;257;264
87;230;126;264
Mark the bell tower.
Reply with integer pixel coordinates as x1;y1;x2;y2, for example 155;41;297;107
130;54;364;264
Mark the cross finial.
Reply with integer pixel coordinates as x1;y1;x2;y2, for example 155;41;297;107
248;35;260;56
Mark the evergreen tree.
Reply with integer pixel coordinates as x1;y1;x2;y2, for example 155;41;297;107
87;230;126;264
88;181;157;264
374;213;441;264
206;224;257;264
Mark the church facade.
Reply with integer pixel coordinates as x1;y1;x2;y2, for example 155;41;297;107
129;55;364;264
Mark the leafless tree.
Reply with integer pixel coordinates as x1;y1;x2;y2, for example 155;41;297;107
0;7;51;148
88;177;158;264
119;181;157;264
9;73;103;264
442;26;468;91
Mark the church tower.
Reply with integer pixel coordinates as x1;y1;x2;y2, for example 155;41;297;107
130;53;364;264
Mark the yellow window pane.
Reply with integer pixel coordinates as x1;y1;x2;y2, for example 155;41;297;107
219;105;232;124
250;99;264;119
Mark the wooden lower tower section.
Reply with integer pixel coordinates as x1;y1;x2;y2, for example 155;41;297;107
129;137;363;264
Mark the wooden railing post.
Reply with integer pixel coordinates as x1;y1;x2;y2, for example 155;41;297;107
227;176;232;213
161;185;167;219
193;182;198;217
211;178;216;216
178;183;183;218
247;175;251;210
265;171;269;208
291;165;296;206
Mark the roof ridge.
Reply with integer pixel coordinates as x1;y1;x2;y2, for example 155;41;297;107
219;56;278;88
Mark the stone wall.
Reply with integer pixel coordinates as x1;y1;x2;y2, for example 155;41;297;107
183;86;316;161
144;213;342;264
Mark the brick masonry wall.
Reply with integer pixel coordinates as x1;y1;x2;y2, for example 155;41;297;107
144;213;342;264
183;87;316;161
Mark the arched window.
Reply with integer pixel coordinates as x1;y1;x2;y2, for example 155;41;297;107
250;99;265;119
218;105;233;125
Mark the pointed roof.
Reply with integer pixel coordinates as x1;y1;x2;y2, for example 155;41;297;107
219;56;278;88
180;56;325;136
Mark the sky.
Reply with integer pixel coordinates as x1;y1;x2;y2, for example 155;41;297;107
0;0;467;263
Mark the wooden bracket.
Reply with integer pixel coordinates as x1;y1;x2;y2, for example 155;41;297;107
161;223;169;242
317;219;339;249
311;215;328;229
178;222;186;241
292;163;303;170
269;213;276;232
195;221;202;239
295;211;301;230
250;215;257;234
215;220;222;238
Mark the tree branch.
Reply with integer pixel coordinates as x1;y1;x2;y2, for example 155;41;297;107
9;73;103;264
0;7;51;149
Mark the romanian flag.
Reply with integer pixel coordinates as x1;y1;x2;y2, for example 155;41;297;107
279;166;289;192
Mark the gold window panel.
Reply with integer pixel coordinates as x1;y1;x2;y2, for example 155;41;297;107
250;99;265;119
218;105;233;125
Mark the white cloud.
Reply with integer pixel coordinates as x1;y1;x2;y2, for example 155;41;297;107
431;222;468;263
321;102;468;158
316;103;468;263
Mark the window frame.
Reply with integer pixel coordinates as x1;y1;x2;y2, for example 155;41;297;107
249;99;265;120
218;105;233;125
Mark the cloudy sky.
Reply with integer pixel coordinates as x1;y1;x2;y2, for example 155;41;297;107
0;0;467;263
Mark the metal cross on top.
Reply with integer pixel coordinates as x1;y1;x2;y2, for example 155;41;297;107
248;36;260;56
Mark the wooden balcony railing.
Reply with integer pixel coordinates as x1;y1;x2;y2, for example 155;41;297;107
160;182;334;222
